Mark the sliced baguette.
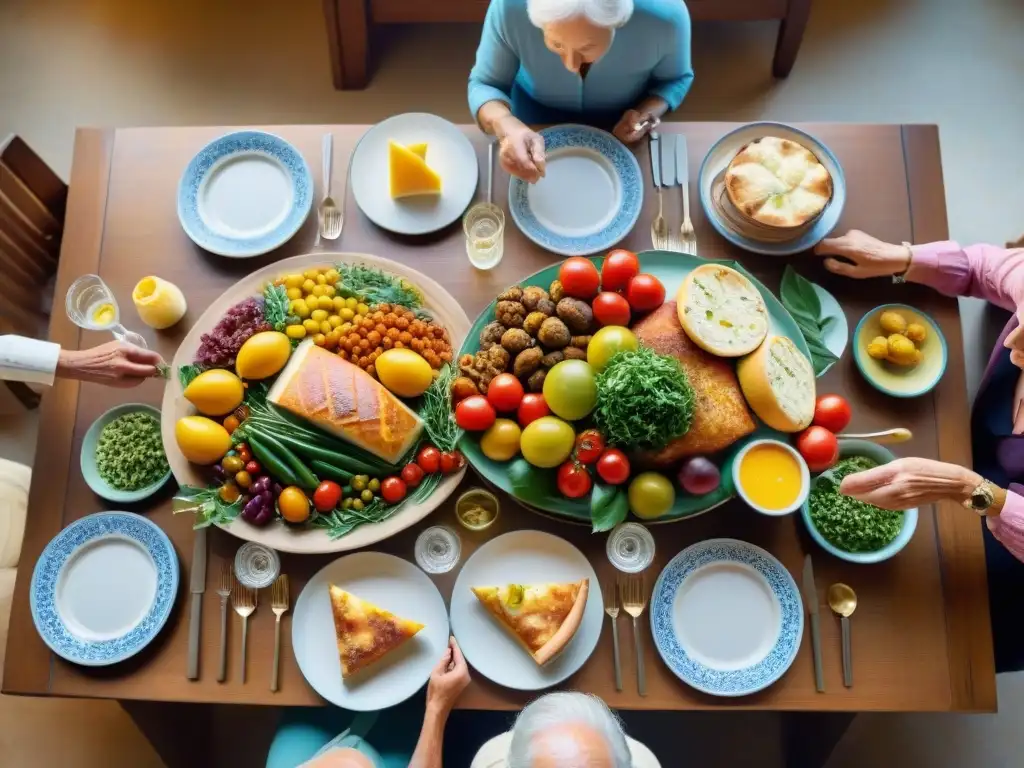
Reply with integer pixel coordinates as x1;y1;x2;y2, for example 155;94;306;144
737;335;816;432
677;264;768;357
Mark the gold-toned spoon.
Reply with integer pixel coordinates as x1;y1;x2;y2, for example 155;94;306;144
839;428;912;444
827;583;857;688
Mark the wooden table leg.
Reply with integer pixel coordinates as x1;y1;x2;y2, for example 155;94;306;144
782;712;855;768
323;0;370;90
773;0;812;77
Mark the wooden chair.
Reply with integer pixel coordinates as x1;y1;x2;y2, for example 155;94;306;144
0;135;68;409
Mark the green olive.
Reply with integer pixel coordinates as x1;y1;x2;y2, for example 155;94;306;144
342;498;353;510
351;499;364;511
368;478;381;492
351;476;367;492
361;489;374;503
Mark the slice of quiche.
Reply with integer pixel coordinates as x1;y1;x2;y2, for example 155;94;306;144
472;580;589;665
329;585;424;678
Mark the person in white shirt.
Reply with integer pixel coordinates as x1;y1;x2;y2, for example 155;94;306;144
0;336;163;388
472;691;660;768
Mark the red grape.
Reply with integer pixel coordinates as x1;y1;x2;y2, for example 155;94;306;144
677;457;721;495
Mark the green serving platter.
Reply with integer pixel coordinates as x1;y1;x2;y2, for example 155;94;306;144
457;250;813;525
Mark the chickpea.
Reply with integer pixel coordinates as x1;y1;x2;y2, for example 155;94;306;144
326;329;341;347
384;312;398;326
311;308;328;322
313;333;327;347
303;269;319;280
386;327;400;340
286;286;302;300
304;296;320;313
398;331;413;345
333;296;347;312
382;336;394;349
367;330;382;345
285;274;304;288
356;303;369;316
393;341;404;349
365;365;376;378
345;297;359;310
291;300;311;319
412;338;425;352
317;320;329;335
303;318;320;334
316;273;327;285
286;324;306;339
339;322;353;335
324;268;340;283
311;284;326;297
317;295;334;310
340;308;355;321
328;314;342;328
396;317;410;330
301;278;316;294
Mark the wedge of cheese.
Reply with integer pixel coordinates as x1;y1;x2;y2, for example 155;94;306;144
737;335;816;432
267;340;423;463
388;140;441;199
406;142;428;159
677;264;769;357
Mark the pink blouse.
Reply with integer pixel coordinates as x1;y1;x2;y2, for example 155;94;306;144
908;241;1024;560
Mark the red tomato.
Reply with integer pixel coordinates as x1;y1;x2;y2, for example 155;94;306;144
625;274;666;312
517;393;551;428
601;249;640;292
558;257;601;299
440;450;466;474
813;394;852;433
401;462;425;488
416;445;441;474
381;477;407;504
455;395;496;431
557;460;593;499
236;444;253;464
591;292;631;327
244;460;262;475
596;448;631;485
312;480;343;512
487;373;525;413
796;426;840;472
574;429;606;464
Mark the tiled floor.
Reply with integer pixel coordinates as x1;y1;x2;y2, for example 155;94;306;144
2;0;1023;765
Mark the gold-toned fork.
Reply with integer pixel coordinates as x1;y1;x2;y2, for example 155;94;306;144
231;580;257;684
271;575;290;692
216;562;232;682
604;579;622;692
619;574;648;696
649;132;669;250
676;134;697;255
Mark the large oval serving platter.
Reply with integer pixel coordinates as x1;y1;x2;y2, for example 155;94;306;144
457;250;812;525
162;252;470;554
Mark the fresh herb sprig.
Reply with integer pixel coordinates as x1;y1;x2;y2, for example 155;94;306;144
313;471;442;539
419;364;462;453
337;264;423;309
779;266;839;376
263;283;290;332
174;485;243;529
178;364;203;389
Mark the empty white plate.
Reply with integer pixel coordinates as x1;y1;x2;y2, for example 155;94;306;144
292;552;449;711
350;113;479;236
450;530;603;691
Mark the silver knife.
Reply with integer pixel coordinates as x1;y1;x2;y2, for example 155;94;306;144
649;132;662;188
661;133;677;188
186;526;207;680
803;554;824;692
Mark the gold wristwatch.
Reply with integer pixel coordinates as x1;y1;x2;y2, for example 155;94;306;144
963;479;1002;516
892;242;913;284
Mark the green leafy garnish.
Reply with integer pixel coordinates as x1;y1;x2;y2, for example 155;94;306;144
419;364;462;453
590;484;628;533
337;264;423;309
174;485;243;529
263;283;290;332
178;364;203;390
312;471;442;539
808;457;904;552
779;266;839;376
593;345;695;451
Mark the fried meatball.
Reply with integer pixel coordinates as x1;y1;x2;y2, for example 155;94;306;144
460;346;511;393
535;297;557;316
556;298;594;334
521;286;551;312
479;321;506;351
497;286;524;303
549;279;565;303
496;300;527;328
541;350;565;368
501;328;533;355
451;376;480;402
527;369;547;392
537;317;571;349
523;311;547;336
563;346;587;361
513;347;543;378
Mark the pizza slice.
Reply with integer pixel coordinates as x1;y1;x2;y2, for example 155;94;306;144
329;585;424;678
471;579;589;665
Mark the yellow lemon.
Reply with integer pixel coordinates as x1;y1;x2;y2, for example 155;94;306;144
175;416;232;465
375;348;433;398
235;331;292;380
183;369;244;416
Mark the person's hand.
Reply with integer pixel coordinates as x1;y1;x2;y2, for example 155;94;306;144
814;230;913;279
839;457;982;510
1003;306;1024;372
612;109;660;144
425;636;470;716
496;116;546;183
56;341;164;388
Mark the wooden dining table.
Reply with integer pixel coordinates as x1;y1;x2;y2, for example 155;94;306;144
2;122;996;766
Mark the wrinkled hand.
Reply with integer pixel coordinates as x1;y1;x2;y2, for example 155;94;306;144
814;230;912;279
496;117;546;183
57;341;164;388
612;109;660;144
425;636;470;716
839;457;981;510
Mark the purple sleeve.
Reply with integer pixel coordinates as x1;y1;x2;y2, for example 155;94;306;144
987;492;1024;565
907;241;1024;313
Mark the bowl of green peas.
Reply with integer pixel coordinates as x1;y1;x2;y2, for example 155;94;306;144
81;403;172;503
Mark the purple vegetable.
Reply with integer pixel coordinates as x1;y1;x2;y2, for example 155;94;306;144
272;483;283;496
677;456;721;495
251;476;270;494
261;490;273;504
242;495;265;524
212;465;226;483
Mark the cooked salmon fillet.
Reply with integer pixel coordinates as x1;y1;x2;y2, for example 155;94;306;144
632;302;755;466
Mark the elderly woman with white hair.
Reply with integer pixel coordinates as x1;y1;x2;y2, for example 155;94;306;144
472;691;660;767
469;0;693;182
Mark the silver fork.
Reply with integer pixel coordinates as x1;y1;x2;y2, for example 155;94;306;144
216;562;232;682
318;133;343;243
619;574;648;696
677;134;696;255
604;579;622;692
232;579;257;684
271;574;290;692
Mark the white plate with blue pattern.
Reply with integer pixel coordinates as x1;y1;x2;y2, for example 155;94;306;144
30;512;179;666
650;538;803;697
698;122;846;257
509;124;642;256
178;130;313;257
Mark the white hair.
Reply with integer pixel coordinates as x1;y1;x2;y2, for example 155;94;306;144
508;692;632;768
527;0;635;29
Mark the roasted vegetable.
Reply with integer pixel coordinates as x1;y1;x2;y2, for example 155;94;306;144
496;300;527;328
537;317;571;348
527;369;547;392
523;311;547;336
479;321;506;351
549;279;565;303
556;298;593;334
497;286;524;302
513;347;544;378
501;328;533;355
522;286;551;312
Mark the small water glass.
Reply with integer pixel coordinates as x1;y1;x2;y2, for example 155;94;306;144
414;526;462;574
65;274;148;348
606;522;656;573
463;203;505;270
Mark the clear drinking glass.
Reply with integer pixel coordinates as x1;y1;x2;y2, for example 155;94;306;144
65;274;148;348
606;522;656;573
463;203;505;270
414;526;462;574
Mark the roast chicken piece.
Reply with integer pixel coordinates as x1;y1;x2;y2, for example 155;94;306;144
268;341;423;464
632;302;755;466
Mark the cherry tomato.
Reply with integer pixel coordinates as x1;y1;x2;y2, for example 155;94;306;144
517;393;551;428
813;394;852;433
223;414;240;434
591;292;631;327
596;448;631;485
440;450;466;474
558;257;601;299
401;462;425;488
278;486;311;523
455;395;496;432
236;443;253;464
574;429;606;464
416;445;441;474
557;460;593;499
313;480;343;512
244;460;261;475
796;426;840;472
625;274;666;312
601;249;640;292
486;373;525;413
381;476;408;504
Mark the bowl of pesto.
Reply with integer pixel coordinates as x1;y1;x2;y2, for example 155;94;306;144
81;403;172;503
800;439;918;564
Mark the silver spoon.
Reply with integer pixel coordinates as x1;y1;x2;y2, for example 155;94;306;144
827;583;857;688
319;133;342;241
